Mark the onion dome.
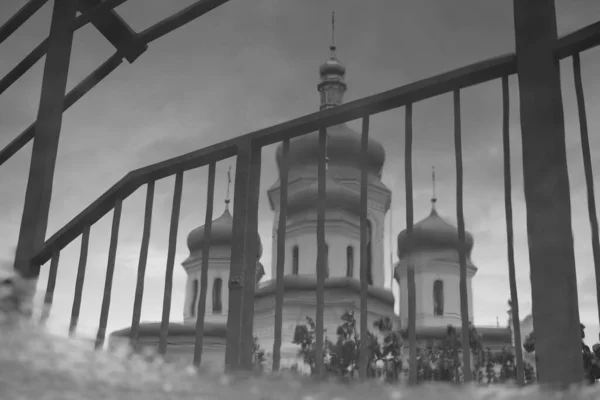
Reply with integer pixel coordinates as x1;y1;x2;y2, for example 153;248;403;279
275;124;386;176
319;47;346;77
287;174;361;216
397;207;474;258
187;206;263;259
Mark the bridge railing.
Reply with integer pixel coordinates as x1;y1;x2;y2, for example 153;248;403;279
2;0;600;389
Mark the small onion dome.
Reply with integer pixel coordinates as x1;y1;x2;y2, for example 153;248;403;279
287;175;360;216
319;52;346;77
275;124;385;176
187;208;263;259
397;208;474;258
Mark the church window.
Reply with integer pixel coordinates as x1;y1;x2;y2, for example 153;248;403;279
213;278;223;314
346;246;354;277
292;246;299;275
190;278;199;317
433;280;444;316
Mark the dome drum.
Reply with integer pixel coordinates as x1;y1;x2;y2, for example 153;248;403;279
286;177;361;217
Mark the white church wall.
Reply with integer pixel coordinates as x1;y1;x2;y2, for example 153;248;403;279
397;248;476;329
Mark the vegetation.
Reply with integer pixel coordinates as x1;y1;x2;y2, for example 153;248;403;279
291;311;535;385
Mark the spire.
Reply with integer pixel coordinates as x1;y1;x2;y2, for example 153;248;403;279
431;166;437;211
318;11;347;110
330;11;336;53
225;166;232;212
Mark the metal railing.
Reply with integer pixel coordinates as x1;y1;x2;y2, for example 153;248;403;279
2;0;600;389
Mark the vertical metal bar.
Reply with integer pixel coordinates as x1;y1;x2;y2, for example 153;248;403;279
358;116;370;380
240;144;263;369
95;200;122;350
130;181;155;348
272;139;290;371
69;226;90;336
14;0;78;279
314;127;327;377
502;76;525;386
193;163;216;366
573;53;600;333
158;171;184;356
405;103;417;385
225;140;253;370
39;251;59;325
513;0;582;387
453;88;472;382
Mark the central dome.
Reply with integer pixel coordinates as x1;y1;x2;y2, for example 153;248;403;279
397;208;474;258
187;208;263;258
275;124;385;176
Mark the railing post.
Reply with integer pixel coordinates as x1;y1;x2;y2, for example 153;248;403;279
239;143;262;370
225;139;261;371
14;0;78;279
513;0;583;387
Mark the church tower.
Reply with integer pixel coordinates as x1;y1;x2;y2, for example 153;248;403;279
266;13;391;287
182;169;264;325
394;168;477;329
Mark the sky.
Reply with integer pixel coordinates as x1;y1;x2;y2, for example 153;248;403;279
1;0;600;346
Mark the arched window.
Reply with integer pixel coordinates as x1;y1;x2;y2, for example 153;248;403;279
292;246;299;275
433;280;444;316
366;220;373;285
212;278;223;314
346;246;354;277
190;278;199;317
324;243;329;278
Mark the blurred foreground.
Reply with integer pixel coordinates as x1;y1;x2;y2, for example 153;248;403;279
1;321;600;400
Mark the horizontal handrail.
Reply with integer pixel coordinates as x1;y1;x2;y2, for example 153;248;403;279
555;20;600;60
32;53;516;265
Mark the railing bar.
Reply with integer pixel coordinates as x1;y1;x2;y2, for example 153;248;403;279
0;39;47;97
136;0;231;45
224;142;252;370
453;88;472;382
272;138;289;372
0;0;48;45
314;127;327;378
0;51;123;167
193;163;215;366
358;116;370;380
158;171;184;356
72;0;130;30
69;225;90;336
130;180;155;348
573;53;600;331
239;144;262;369
405;103;417;385
95;199;122;350
40;250;60;325
502;75;525;386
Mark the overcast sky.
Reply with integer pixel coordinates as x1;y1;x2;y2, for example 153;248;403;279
1;0;600;345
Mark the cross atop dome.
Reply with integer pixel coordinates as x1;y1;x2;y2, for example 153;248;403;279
431;166;437;212
224;166;232;212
